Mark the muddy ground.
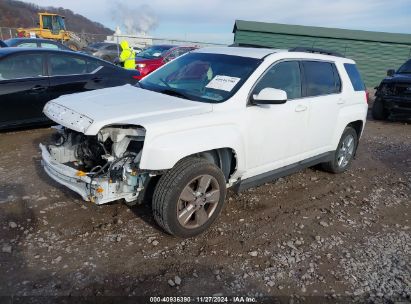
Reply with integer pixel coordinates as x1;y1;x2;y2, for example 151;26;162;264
0;115;410;303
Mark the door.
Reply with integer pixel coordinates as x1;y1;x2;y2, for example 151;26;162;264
300;61;342;155
47;53;107;100
245;60;310;173
0;53;49;128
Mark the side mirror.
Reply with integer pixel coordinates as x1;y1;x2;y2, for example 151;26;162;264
251;88;287;105
387;69;395;77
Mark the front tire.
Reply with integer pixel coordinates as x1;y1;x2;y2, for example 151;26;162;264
372;98;388;120
322;126;358;174
152;158;227;238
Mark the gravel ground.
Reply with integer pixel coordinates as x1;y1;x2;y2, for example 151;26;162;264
0;115;410;302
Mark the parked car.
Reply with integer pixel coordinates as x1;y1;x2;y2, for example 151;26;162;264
373;59;411;120
82;42;121;62
4;38;72;51
40;46;367;237
132;46;143;54
134;45;197;79
0;48;140;130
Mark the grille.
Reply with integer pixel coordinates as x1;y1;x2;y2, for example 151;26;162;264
395;84;411;96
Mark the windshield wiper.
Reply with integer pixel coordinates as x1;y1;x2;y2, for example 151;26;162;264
161;89;191;100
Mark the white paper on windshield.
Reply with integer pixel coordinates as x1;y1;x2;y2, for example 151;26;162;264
205;75;241;92
152;52;162;57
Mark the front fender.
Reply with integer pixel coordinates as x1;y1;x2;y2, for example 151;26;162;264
139;125;245;172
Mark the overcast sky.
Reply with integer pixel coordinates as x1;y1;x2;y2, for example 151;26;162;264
22;0;411;43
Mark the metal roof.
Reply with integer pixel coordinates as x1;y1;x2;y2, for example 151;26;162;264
233;20;411;45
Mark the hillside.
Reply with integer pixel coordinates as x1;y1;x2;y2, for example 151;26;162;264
0;0;113;35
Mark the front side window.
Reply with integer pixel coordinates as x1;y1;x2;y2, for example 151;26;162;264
139;52;261;103
254;61;302;99
49;54;87;76
0;54;44;80
302;61;341;96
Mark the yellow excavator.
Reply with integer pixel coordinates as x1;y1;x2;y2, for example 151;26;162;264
16;12;84;51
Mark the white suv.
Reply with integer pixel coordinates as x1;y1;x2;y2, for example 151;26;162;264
40;46;368;237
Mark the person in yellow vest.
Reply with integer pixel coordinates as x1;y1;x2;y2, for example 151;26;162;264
119;40;136;70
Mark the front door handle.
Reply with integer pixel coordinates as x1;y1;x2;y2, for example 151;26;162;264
295;104;308;112
29;85;46;93
337;98;346;104
92;77;103;83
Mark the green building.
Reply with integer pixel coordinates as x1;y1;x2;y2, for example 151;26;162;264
233;20;411;88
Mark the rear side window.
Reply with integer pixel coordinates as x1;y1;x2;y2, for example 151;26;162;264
86;58;103;73
0;53;44;80
344;63;365;91
17;42;38;48
41;42;59;50
49;54;87;76
106;45;119;51
302;61;341;96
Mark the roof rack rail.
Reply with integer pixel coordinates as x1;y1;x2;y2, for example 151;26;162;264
289;47;345;58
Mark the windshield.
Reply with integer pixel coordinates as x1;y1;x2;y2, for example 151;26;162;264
139;52;261;103
397;60;411;74
137;45;173;59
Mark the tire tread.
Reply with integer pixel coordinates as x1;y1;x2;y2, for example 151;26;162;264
152;157;215;236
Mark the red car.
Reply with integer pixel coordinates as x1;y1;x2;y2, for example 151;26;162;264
134;45;197;79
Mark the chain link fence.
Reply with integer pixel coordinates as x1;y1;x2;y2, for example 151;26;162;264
0;27;226;49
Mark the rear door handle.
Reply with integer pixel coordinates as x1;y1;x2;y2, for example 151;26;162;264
337;98;346;104
295;104;308;112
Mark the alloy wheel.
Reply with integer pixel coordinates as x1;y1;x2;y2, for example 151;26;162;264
337;134;355;168
177;174;220;229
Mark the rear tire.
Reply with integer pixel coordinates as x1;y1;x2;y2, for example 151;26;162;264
372;98;388;120
153;158;226;238
322;126;358;174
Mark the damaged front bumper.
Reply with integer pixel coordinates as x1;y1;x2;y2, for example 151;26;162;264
40;144;141;205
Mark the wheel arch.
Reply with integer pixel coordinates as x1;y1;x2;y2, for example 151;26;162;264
191;148;237;182
347;120;364;139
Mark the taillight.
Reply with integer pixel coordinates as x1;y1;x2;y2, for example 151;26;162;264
132;75;141;80
365;90;369;104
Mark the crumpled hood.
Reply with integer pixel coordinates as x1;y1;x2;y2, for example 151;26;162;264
43;84;213;135
383;73;411;84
